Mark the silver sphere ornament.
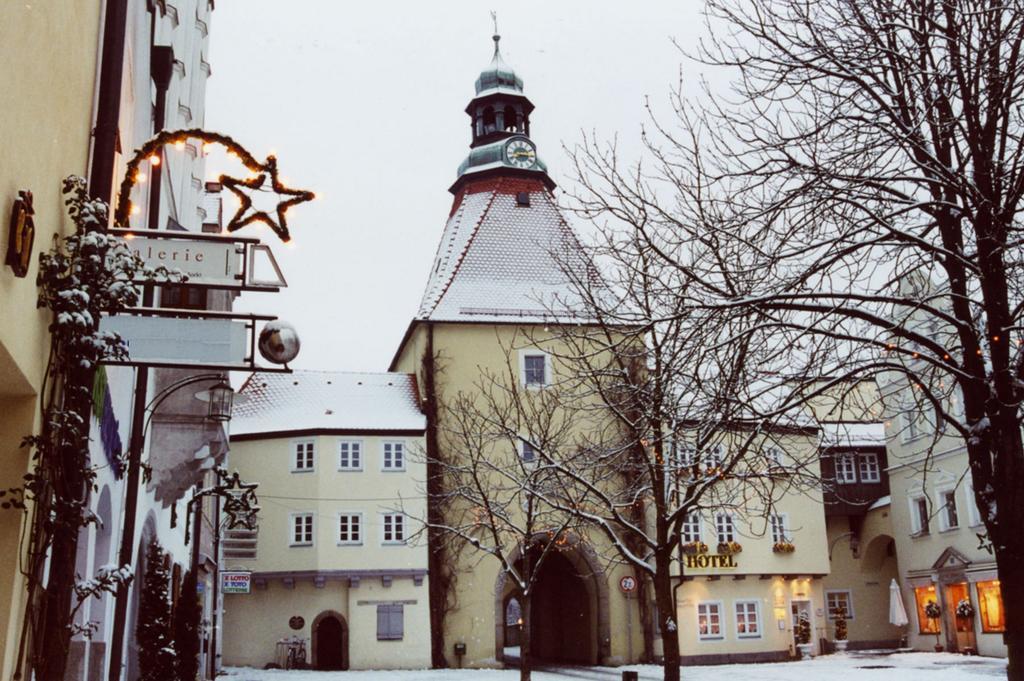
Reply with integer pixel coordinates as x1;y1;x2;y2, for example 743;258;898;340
258;320;300;365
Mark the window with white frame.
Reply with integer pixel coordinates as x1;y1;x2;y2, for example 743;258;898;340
835;454;857;484
292;440;315;472
382;442;405;471
766;447;784;470
734;600;761;638
858;453;881;483
966;479;983;527
940;490;960;530
382;513;406;544
770;514;789;543
521;352;549;387
697;602;724;639
826;590;855;619
705;446;723;469
911;496;930;535
338;513;362;545
291;513;314;546
338;440;362;470
682;513;702;543
520;440;536;463
715;514;735;544
677;444;696;469
901;404;920;442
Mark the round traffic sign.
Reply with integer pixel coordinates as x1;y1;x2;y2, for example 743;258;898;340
619;575;637;593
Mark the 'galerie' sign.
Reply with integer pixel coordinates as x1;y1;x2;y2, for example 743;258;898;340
684;553;738;569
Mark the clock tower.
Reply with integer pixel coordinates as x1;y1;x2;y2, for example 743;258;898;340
451;33;555;193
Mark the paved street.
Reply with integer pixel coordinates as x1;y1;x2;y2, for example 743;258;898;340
224;651;1008;680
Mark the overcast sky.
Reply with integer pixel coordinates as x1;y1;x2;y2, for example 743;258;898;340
205;1;707;372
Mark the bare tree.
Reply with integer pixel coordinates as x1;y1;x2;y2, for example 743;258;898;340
561;1;1024;677
408;355;589;681
529;202;829;681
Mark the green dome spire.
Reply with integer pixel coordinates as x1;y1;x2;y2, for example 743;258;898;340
474;34;524;95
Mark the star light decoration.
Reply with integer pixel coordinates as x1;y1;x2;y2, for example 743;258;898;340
185;467;260;545
219;469;261;530
113;128;314;243
219;155;314;243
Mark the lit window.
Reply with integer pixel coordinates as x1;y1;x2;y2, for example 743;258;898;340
523;354;547;386
338;440;362;470
976;580;1005;633
682;513;702;544
770;514;789;544
338;513;362;545
858;453;881;483
835;455;857;484
941;490;960;530
697;602;723;639
715;514;735;544
291;513;314;546
914;586;941;634
826;590;854;620
293;440;315;472
383;442;405;471
383;513;406;544
734;601;760;638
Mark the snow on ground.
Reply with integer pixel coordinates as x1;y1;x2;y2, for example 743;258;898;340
223;651;1007;680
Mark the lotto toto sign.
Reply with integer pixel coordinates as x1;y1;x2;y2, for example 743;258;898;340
619;575;637;593
222;571;251;594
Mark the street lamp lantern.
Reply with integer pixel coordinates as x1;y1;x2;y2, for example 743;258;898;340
206;381;234;422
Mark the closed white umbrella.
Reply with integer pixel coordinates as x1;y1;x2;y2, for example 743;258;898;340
890;578;910;627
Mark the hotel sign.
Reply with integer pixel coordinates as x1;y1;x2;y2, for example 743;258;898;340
683;553;739;570
222;571;252;594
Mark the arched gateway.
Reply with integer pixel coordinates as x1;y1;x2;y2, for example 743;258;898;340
494;536;611;665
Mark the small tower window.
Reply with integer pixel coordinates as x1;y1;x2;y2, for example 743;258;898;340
482;107;496;134
504;105;519;132
516;192;530;207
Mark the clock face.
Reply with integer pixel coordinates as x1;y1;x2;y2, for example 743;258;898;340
505;139;537;169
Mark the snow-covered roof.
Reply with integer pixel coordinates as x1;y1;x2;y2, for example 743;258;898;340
231;370;425;438
416;176;590;323
819;422;887;447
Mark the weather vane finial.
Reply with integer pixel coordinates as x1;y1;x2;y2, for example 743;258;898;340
491;10;500;52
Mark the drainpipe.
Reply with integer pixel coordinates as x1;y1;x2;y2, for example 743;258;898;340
88;0;129;202
105;29;174;681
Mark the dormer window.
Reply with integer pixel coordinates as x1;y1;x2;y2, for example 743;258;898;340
516;192;530;207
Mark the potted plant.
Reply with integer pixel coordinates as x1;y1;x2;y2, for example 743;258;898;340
717;541;743;555
832;604;849;652
796;612;814;658
924;600;943;651
773;541;796;554
681;541;709;555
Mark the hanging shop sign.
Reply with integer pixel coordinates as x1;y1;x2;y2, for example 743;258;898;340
114;229;287;291
683;553;739;570
100;314;247;368
5;190;35;278
222;571;252;594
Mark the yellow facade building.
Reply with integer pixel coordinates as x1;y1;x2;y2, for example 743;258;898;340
222;371;431;670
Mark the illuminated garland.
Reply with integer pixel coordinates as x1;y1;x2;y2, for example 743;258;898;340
113;128;314;242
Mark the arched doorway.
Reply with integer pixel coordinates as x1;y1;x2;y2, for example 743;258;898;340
494;537;610;666
531;551;593;663
312;610;348;670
